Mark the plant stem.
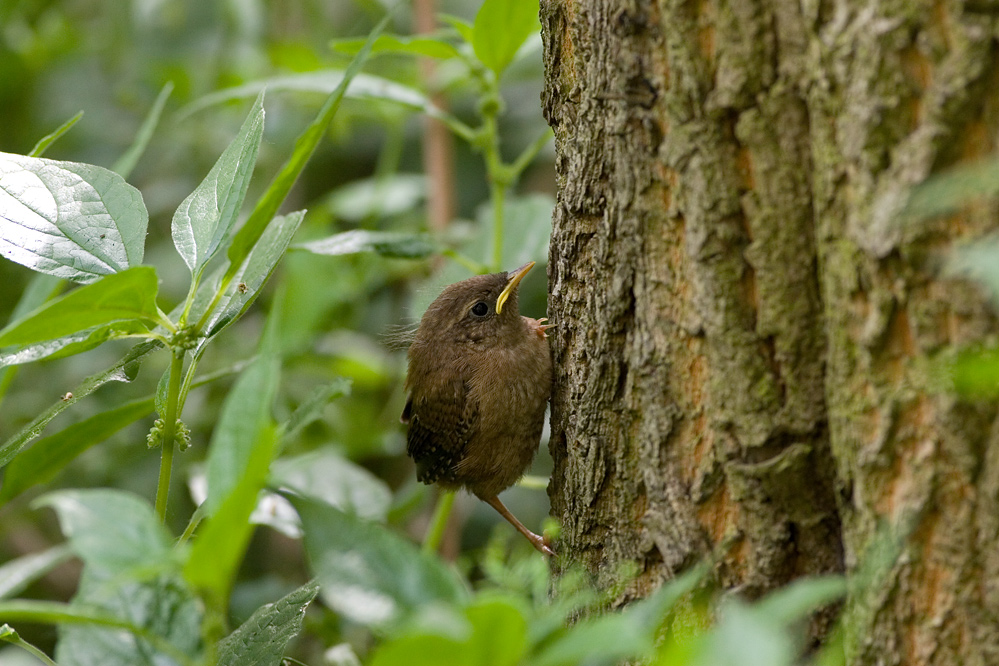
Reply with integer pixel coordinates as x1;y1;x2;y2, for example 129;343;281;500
422;490;456;554
154;350;185;522
490;179;506;272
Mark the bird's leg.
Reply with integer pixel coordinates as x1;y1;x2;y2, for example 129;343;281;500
484;495;555;557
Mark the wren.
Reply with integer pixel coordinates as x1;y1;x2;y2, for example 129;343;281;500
402;261;554;555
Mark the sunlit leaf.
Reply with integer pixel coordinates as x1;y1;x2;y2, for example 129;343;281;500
173;92;264;276
216;580;319;666
0;152;148;282
471;0;540;75
0;266;160;347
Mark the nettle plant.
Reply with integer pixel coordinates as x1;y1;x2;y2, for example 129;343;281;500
0;1;850;665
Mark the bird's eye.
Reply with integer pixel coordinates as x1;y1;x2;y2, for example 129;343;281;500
471;301;489;317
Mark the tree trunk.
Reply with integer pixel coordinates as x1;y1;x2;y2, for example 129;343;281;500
541;0;999;662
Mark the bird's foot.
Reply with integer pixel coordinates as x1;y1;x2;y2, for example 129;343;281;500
529;317;553;339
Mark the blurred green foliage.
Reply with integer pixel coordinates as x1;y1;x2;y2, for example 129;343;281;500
0;0;849;664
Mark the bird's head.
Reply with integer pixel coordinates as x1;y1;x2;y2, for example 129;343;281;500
415;262;537;346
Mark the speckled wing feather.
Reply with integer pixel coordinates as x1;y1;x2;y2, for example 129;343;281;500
404;377;478;486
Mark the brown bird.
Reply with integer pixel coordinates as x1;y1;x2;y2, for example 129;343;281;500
402;261;554;556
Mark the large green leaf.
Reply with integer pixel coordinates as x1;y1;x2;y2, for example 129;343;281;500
0;398;154;504
173;93;264;277
35;489;172;574
203;344;280;515
292;494;466;628
56;573;201;666
186;425;277;607
0;599;197;666
0;152;148;282
216;580;319;666
272;448;391;522
471;0;540;75
0;266;160;347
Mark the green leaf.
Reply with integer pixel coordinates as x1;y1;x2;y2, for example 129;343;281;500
0;266;160;347
0;319;150;368
279;377;352;442
57;573;201;666
752;575;845;625
949;346;999;397
0;598;194;666
947;236;999;303
180;71;432;119
1;622;60;666
0;398;154;504
0;152;148;282
0;545;72;600
223;15;390;287
173;93;265;277
903;157;999;221
439;14;474;44
216;580;319;666
0;339;160;469
370;634;469;666
204;342;280;515
29;111;84;158
535;563;706;666
113;82;174;179
197;210;306;344
185;425;277;607
292;494;467;628
471;0;540;75
324;174;426;222
272;448;391;521
296;230;437;260
465;596;528;666
35;489;172;574
331;33;461;59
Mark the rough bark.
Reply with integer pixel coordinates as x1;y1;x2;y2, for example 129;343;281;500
541;0;999;662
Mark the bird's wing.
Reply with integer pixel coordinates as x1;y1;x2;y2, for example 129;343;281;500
404;377;478;485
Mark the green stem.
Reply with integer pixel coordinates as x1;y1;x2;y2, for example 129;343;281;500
154;350;185;522
490;179;506;272
422;490;456;554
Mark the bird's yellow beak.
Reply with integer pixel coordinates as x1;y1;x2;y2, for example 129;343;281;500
496;261;535;314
